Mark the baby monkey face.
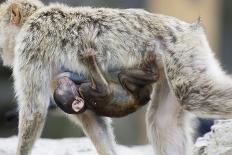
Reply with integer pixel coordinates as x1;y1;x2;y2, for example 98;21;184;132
53;76;86;114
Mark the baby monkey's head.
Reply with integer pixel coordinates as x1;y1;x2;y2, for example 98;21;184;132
54;76;86;114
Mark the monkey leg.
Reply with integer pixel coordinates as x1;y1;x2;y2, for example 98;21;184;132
53;71;112;114
119;51;158;92
54;49;159;117
68;112;117;155
80;48;110;91
118;51;159;104
53;48;113;115
54;71;156;117
118;73;154;105
79;50;159;117
79;48;112;107
95;52;159;116
86;81;148;117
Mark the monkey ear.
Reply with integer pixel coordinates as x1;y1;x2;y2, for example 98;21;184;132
10;4;21;25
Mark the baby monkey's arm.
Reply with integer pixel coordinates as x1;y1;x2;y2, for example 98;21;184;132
78;48;159;117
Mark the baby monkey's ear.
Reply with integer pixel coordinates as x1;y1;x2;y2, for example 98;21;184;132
10;3;21;25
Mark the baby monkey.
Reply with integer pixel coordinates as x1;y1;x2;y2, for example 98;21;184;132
54;48;159;117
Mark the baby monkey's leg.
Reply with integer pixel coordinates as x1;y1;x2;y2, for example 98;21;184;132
118;52;158;104
79;49;159;117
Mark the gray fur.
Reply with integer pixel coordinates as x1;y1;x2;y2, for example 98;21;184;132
0;0;230;155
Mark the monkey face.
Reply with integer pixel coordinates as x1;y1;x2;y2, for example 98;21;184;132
53;77;86;114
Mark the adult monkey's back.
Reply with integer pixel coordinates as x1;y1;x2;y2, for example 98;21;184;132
0;0;225;155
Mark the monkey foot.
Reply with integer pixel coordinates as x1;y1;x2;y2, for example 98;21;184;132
141;51;158;74
140;52;156;72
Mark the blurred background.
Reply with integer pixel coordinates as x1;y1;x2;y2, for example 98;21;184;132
0;0;231;146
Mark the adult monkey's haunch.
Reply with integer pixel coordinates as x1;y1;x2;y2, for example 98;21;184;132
53;48;159;117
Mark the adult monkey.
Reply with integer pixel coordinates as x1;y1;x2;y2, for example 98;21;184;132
1;0;231;155
0;1;161;154
53;48;159;117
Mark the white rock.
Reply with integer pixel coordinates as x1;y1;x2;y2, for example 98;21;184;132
0;136;153;155
3;119;232;155
194;119;232;155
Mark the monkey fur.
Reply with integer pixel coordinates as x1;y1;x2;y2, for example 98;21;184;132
53;48;158;117
1;0;232;155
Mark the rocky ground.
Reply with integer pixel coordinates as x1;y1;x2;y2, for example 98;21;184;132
0;136;153;155
1;119;232;155
194;119;232;155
